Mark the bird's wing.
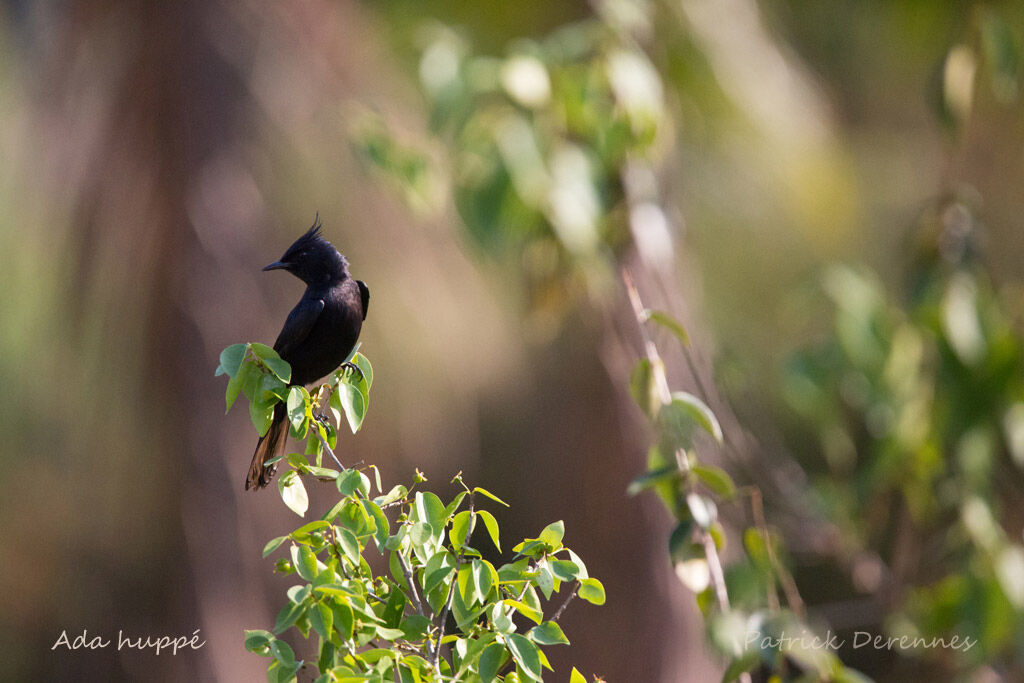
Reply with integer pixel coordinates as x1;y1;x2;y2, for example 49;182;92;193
357;280;369;320
273;297;325;358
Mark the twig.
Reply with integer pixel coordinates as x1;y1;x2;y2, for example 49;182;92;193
312;384;345;470
551;580;579;622
747;487;805;617
397;550;427;617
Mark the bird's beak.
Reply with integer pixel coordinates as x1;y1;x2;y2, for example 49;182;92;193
262;260;288;272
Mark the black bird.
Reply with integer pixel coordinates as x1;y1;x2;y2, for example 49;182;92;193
246;217;369;490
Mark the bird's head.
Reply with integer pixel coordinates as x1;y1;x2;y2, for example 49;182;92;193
263;216;349;285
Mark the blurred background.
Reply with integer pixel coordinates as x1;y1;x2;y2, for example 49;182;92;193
2;0;1024;681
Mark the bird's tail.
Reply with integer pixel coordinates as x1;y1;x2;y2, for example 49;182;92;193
246;403;288;491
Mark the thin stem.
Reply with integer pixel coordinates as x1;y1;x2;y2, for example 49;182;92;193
551;580;579;622
434;495;476;673
747;487;805;617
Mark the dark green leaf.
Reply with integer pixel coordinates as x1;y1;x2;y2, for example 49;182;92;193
478;642;508;683
627;464;679;496
273;599;307;634
244;629;273;652
668;520;695;564
219;343;247;378
309;602;333;640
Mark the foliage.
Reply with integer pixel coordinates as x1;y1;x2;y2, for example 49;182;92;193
624;283;869;683
219;346;604;682
782;203;1024;676
351;0;879;679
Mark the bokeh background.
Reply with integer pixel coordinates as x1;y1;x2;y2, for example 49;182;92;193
3;1;1024;681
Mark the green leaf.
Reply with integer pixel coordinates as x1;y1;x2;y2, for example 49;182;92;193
566;549;589;580
225;360;252;412
286;386;308;433
335;527;362;566
539;520;564;548
530;621;569;646
219;343;247;378
337;382;367;433
629;357;663;418
337;469;370;497
535;558;554;599
445;491;468;518
450;510;475;549
250;393;276;436
578;578;606;605
473;486;509;507
473;559;494;601
244;629;273;652
400;614;432;641
478;509;501;553
416;491;448;533
502;599;543;625
279;471;309;517
643;309;690;347
273;598;307;634
367;464;382;493
361;499;390;549
294;545;319;581
376;484;408;507
264;357;292;383
507;633;542;682
291;520;330;543
627;464;679;496
668;520;695;564
423;550;457;594
550;559;579;582
263;536;288;558
309;602;333;641
269;638;296;666
668;391;723;444
692;464;736;499
570;667;587;683
478;642;508;683
353;352;374;389
332;601;355;640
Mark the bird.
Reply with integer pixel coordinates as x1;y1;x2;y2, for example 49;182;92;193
246;216;369;490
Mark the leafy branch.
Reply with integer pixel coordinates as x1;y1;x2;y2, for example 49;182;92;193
218;345;605;681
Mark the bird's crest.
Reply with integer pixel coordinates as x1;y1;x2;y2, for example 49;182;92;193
282;214;327;258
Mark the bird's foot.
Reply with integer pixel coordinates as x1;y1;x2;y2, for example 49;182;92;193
340;361;365;383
